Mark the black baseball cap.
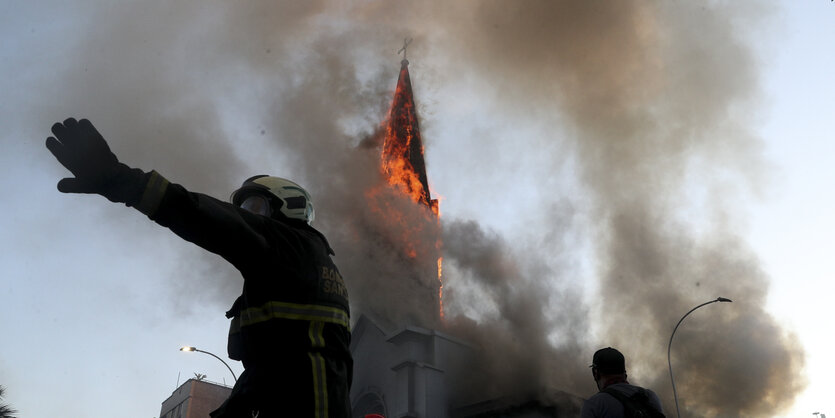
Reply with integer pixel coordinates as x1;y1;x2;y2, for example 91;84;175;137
590;347;626;374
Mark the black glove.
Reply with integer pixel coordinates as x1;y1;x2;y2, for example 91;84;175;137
45;118;129;198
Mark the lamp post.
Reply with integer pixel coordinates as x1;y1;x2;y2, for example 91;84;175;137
667;297;732;418
180;346;238;382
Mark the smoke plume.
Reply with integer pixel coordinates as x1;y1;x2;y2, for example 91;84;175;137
27;0;804;415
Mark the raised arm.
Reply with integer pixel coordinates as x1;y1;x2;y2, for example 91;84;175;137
45;118;271;267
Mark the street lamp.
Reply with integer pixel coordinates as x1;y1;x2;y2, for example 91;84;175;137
180;346;238;382
667;297;732;418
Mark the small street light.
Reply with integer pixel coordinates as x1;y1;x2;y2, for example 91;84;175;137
180;346;238;382
667;297;733;418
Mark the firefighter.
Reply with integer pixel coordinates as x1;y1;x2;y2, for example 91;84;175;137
45;118;352;417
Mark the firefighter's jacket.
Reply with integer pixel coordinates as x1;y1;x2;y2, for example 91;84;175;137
122;170;351;417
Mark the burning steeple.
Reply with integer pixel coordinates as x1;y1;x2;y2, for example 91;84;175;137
351;44;445;331
350;43;583;418
383;41;444;322
381;39;439;215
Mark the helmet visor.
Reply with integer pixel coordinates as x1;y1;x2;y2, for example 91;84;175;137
239;195;270;216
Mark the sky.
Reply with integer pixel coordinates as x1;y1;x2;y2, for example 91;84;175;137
1;1;834;417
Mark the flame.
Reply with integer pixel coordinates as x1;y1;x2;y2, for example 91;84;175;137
374;59;444;321
382;138;431;209
381;63;439;215
438;256;444;319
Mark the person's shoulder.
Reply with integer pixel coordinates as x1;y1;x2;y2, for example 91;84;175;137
606;382;642;395
269;217;335;254
609;383;664;416
618;384;660;401
263;216;312;239
643;387;660;398
643;388;664;414
582;390;623;418
585;391;613;401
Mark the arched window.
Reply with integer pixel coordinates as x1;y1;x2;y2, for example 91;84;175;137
352;390;387;418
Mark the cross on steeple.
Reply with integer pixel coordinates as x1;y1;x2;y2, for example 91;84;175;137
398;37;413;64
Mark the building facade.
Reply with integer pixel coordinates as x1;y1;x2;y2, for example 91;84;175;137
349;55;584;418
159;378;232;418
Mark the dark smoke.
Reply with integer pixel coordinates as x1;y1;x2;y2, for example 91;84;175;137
440;218;590;403
420;1;805;415
28;0;804;415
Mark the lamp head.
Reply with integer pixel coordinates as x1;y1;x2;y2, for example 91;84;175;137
716;297;732;303
180;346;196;352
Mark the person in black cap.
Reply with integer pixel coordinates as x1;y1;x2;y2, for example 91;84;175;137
581;347;665;417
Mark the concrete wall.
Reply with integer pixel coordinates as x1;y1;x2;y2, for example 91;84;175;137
159;379;232;418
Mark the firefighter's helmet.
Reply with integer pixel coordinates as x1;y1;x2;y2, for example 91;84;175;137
231;175;315;224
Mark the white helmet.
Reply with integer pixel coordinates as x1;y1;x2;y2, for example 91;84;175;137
231;175;315;224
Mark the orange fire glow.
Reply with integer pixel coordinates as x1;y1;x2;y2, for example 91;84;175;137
381;63;439;215
438;256;444;319
378;60;444;320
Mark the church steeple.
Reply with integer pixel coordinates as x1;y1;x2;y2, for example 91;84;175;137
382;39;439;214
